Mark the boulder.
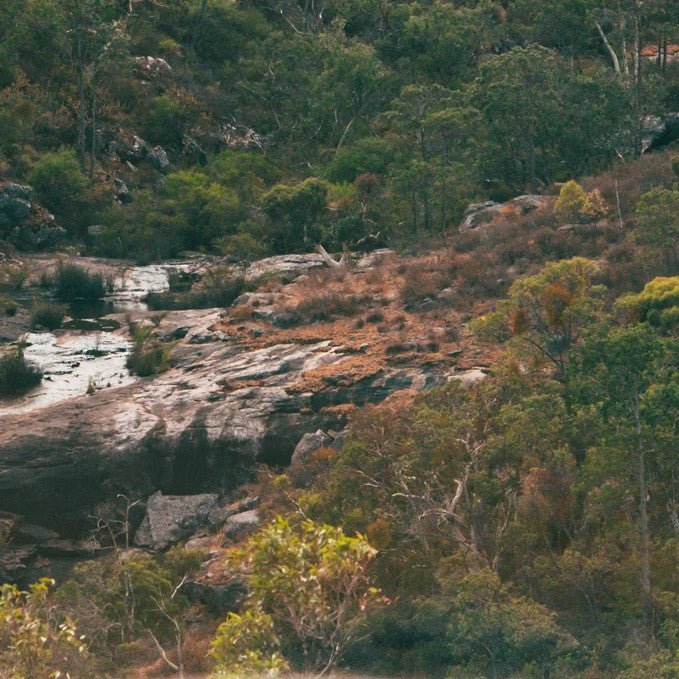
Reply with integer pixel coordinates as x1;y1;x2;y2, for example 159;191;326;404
641;113;679;152
113;178;132;205
134;56;173;77
134;492;219;550
208;496;259;528
290;430;331;468
356;248;395;270
14;523;60;544
147;146;170;172
244;253;325;282
223;510;260;541
459;195;550;231
459;201;500;231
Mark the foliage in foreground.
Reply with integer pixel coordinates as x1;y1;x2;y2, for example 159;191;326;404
0;579;91;679
211;518;380;675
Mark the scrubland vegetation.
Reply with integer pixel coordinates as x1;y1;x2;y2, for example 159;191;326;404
0;0;678;677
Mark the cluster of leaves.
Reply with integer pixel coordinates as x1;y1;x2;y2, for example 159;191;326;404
0;578;91;679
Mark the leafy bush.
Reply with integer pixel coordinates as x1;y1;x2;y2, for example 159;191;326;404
144;94;193;147
3;299;17;316
635;187;679;263
52;263;106;301
126;325;172;377
0;262;28;291
262;178;330;253
0;579;90;679
30;300;67;330
210;607;289;678
555;180;608;223
219;517;380;672
444;569;583;678
27;148;93;237
0;348;42;395
56;547;202;654
616;277;679;328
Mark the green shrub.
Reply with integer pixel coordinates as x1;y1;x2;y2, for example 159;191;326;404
1;297;17;316
616;277;679;328
634;187;679;261
0;262;28;291
144;94;192;147
126;325;172;377
52;263;106;301
27;149;93;237
145;269;248;310
218;517;379;673
444;570;584;678
671;155;679;177
0;349;42;396
262;178;330;253
210;608;289;678
555;180;608;223
0;579;91;679
30;300;67;330
126;345;171;376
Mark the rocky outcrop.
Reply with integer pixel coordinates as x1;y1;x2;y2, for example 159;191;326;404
0;313;448;535
100;129;170;174
244;253;326;282
0;183;66;249
459;195;550;231
223;509;260;541
641;113;679;153
134;56;173;77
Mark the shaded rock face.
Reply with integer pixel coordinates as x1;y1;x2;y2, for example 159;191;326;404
641;113;679;153
0;183;66;249
134;491;218;550
0;313;447;536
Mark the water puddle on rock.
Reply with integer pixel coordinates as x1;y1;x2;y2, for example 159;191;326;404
0;261;202;415
108;262;198;312
0;332;133;415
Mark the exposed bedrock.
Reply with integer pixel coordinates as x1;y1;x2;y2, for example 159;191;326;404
0;327;447;536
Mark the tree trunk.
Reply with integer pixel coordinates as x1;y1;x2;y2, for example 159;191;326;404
191;0;209;48
596;22;622;77
90;70;97;182
77;32;87;170
633;386;652;632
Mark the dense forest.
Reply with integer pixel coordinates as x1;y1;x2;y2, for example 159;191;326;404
0;0;678;677
0;0;677;258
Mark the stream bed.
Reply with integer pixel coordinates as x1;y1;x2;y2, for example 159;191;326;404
0;261;197;415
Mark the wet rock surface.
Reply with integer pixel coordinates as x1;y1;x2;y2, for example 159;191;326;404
0;328;447;535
